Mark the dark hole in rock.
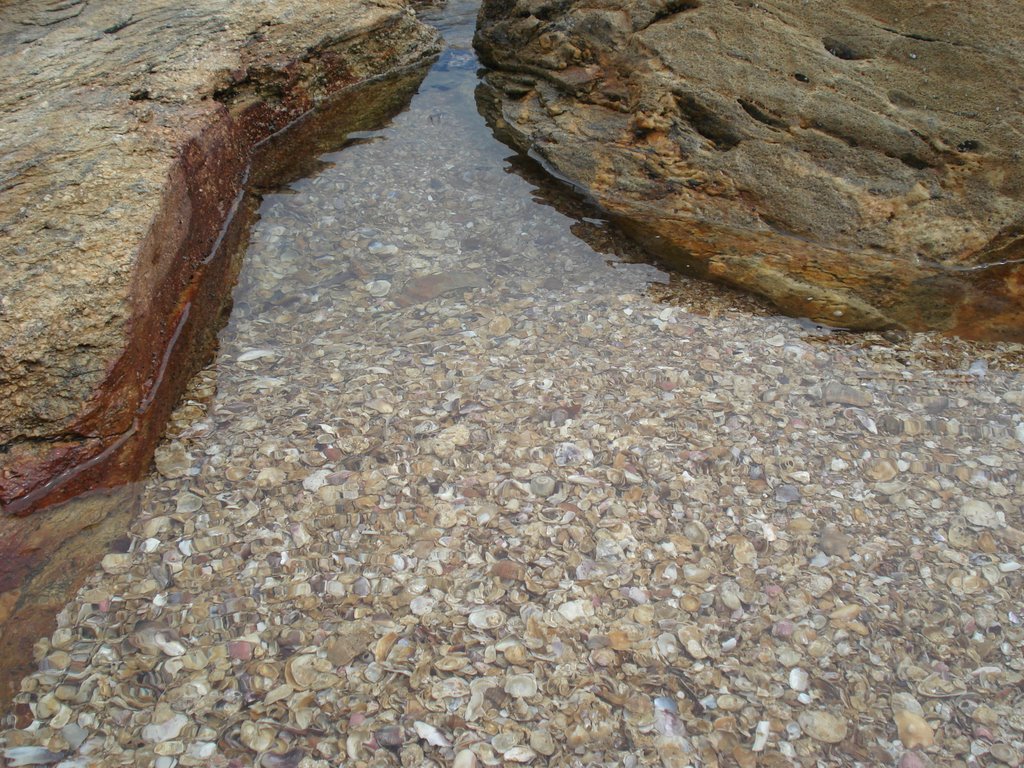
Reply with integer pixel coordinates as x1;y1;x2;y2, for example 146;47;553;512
957;139;980;152
898;152;932;170
652;0;701;23
737;98;788;130
823;37;870;61
793;72;809;82
674;92;742;150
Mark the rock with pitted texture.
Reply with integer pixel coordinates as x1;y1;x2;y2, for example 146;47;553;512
474;0;1024;338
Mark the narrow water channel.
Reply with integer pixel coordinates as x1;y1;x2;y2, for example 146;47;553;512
3;2;1024;766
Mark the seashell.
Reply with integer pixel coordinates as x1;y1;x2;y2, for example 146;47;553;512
492;732;521;753
676;625;706;659
916;673;967;698
504;674;538;698
131;622;187;657
752;720;770;752
240;721;276;752
466;679;499;721
962;499;1001;529
237;348;277;362
468;607;506;629
434;654;469;671
259;749;304;768
894;709;934;749
797;710;848;743
557;599;592;621
504;746;538;763
374;632;399;663
529;730;556;756
789;668;809;692
453;749;478;768
947;571;985;595
2;747;69;766
682;565;711;584
413;721;451;747
284;654;336;690
142;713;189;744
375;725;405;748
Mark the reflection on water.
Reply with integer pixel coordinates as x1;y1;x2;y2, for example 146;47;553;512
2;1;1023;764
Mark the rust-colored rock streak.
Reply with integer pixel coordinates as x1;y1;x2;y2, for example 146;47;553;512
474;0;1024;339
0;0;441;514
0;0;438;709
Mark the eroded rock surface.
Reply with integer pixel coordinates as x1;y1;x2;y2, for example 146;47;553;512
0;0;440;513
475;0;1024;337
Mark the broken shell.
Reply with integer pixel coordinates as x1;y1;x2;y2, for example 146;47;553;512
284;654;336;690
468;607;506;630
240;721;276;752
413;721;451;747
504;674;538;698
798;711;848;743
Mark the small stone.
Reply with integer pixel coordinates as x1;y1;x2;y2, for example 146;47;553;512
894;710;934;749
366;279;392;297
775;484;800;503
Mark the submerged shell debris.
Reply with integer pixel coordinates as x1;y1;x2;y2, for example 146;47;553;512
2;2;1024;766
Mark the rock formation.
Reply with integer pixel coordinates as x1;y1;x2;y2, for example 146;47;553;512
0;0;438;708
475;0;1024;338
0;0;440;514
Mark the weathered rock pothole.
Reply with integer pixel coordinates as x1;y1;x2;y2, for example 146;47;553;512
2;1;1023;765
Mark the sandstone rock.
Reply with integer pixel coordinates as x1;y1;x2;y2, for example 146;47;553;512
475;0;1024;339
0;0;440;513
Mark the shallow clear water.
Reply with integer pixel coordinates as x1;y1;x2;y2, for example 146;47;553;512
3;2;1024;765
